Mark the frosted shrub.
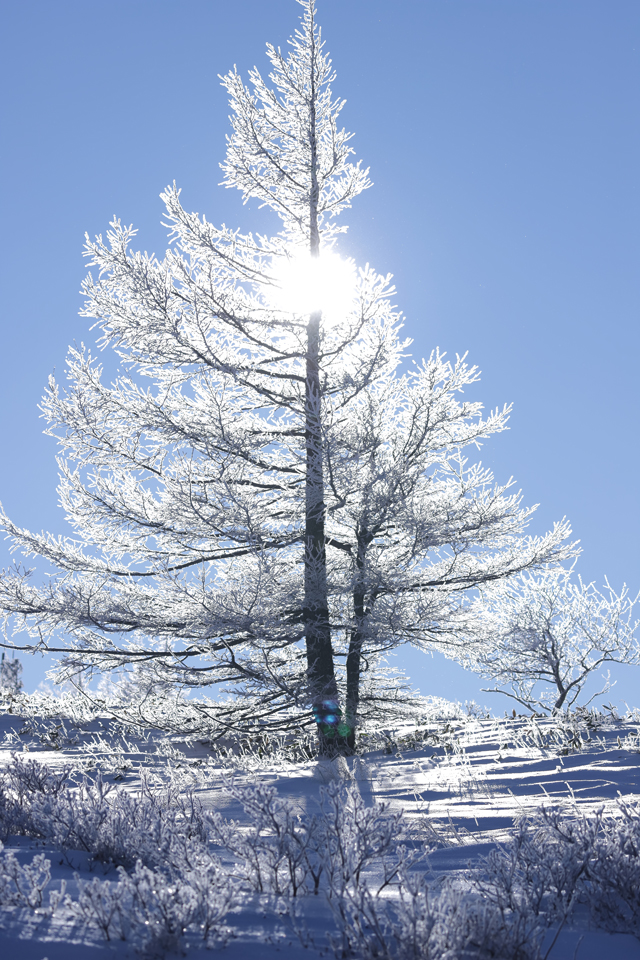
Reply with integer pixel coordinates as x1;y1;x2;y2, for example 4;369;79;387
326;870;546;960
71;874;129;941
573;798;640;936
0;759;233;956
71;859;233;956
0;755;68;841
475;801;640;946
319;781;410;895
480;809;600;925
18;749;640;957
0;841;65;914
209;781;315;896
209;780;410;899
325;801;619;960
0;755;208;871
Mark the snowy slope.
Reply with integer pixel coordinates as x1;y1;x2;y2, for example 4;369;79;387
2;706;640;959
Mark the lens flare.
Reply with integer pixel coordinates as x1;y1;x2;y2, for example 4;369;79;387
267;250;357;325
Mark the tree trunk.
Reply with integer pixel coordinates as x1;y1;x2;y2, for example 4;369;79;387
553;685;569;711
345;618;364;754
344;532;369;752
304;308;342;755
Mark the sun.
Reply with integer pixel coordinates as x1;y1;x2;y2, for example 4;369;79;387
266;250;357;326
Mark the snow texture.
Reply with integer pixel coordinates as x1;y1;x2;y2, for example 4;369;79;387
2;700;640;958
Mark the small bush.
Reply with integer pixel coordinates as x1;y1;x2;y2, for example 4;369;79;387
70;859;233;956
0;754;208;872
0;840;65;913
208;779;413;899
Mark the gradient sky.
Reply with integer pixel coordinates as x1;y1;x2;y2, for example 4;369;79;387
1;0;639;710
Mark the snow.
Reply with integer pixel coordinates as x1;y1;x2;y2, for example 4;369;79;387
2;707;640;958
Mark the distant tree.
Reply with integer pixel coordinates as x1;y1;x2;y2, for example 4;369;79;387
0;654;23;698
457;566;640;713
0;0;572;752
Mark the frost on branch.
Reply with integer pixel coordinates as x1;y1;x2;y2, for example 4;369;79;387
208;779;410;900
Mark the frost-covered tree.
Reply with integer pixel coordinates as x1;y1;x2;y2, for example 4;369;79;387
0;1;572;752
458;566;640;713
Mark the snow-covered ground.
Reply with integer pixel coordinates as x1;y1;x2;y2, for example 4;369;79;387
2;703;640;958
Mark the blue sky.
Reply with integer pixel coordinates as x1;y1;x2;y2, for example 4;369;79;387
1;0;638;709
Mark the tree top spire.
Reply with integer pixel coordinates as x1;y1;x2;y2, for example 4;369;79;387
220;0;371;247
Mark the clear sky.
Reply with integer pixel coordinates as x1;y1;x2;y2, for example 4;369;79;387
1;0;639;711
